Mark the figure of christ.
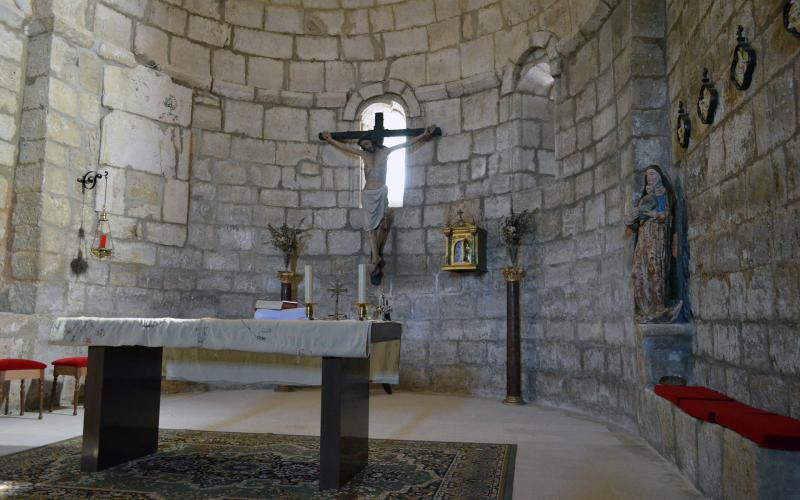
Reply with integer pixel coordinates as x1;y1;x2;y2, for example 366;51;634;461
322;126;437;282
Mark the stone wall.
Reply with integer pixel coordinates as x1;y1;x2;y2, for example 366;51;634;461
667;0;800;418
517;0;672;428
2;0;797;432
0;0;561;402
0;1;29;315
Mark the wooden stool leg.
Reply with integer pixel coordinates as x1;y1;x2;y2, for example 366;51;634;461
19;379;25;416
38;370;44;419
73;375;80;416
50;374;58;412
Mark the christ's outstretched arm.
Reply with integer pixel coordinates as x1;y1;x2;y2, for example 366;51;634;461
321;132;365;157
384;125;437;152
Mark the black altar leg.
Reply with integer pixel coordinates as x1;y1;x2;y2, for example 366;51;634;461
81;346;163;472
320;356;369;490
381;383;392;395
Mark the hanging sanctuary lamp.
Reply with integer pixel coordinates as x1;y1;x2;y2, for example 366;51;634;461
77;170;113;259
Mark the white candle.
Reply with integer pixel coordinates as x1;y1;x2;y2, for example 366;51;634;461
304;265;313;303
358;264;367;303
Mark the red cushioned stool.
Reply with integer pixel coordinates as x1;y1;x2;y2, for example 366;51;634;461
50;356;88;416
0;358;46;419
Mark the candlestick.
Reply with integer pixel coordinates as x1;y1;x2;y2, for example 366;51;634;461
357;303;368;321
304;264;313;304
305;303;317;320
278;270;294;301
358;263;367;304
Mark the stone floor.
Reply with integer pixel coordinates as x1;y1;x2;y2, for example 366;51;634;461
0;388;705;499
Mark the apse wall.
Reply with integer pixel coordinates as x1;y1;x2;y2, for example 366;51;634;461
667;0;800;419
168;0;561;395
522;0;670;428
0;0;563;400
0;1;26;314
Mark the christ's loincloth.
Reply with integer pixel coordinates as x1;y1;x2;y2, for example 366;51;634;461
362;185;388;231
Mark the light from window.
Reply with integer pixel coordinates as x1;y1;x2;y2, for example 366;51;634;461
360;101;407;207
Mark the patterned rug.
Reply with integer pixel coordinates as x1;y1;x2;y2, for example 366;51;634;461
0;429;516;499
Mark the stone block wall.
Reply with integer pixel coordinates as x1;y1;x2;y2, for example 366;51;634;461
667;0;800;418
1;0;797;441
0;0;565;402
0;1;29;314
522;0;645;427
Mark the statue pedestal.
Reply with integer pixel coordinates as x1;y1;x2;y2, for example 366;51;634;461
636;323;693;385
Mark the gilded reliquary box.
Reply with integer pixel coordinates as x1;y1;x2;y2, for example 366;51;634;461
442;221;486;272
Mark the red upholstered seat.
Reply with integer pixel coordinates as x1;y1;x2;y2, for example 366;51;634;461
654;384;731;405
679;400;766;423
715;409;800;451
52;356;88;368
0;358;46;370
655;384;800;451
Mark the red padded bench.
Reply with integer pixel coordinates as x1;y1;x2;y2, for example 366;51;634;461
654;384;800;451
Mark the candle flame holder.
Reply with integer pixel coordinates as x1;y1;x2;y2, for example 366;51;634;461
90;208;113;259
304;303;317;320
356;303;369;321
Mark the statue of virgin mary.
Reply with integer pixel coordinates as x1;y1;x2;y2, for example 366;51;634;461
626;165;683;323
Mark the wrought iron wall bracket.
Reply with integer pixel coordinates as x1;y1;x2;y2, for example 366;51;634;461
78;171;109;193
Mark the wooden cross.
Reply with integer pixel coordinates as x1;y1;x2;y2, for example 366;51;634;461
318;112;442;144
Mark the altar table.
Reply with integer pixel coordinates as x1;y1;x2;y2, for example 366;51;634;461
51;317;402;490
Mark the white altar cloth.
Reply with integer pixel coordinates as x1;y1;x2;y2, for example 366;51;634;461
51;317;387;358
163;341;401;385
51;317;401;385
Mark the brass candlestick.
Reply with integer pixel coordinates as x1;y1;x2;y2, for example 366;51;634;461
502;266;526;406
305;303;317;320
276;270;297;394
357;303;369;321
278;271;294;301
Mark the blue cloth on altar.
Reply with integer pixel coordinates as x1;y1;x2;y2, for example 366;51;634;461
254;308;307;320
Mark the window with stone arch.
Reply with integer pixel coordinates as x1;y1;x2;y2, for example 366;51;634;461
359;100;407;208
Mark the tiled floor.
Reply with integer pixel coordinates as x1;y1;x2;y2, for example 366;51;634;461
0;388;704;499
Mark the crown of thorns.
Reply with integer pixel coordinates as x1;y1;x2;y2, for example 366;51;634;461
358;133;376;144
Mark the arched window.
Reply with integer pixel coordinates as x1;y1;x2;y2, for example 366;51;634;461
360;100;407;207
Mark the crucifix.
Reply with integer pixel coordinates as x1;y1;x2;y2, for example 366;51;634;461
320;113;442;286
326;278;348;320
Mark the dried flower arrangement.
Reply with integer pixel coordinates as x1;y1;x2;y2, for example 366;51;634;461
266;219;308;270
500;209;533;267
